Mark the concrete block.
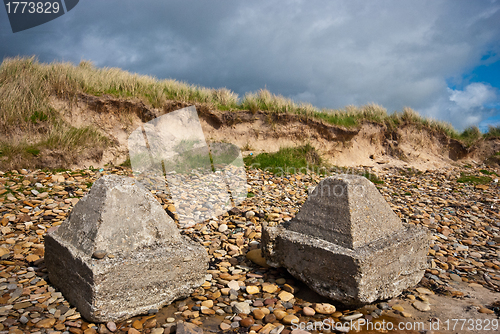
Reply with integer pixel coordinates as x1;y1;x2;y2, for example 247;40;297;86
263;174;429;306
45;175;209;322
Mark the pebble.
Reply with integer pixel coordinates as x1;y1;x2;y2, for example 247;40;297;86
240;317;255;327
277;291;294;302
282;315;299;325
2;165;500;333
92;250;107;259
246;285;260;294
413;301;431;312
341;313;363;321
313;303;336;314
302;306;315;316
219;322;231;331
233;302;251;314
479;307;494;314
106;322;117;332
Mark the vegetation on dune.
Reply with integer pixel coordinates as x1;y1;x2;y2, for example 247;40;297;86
1;56;499;169
457;172;492;184
243;144;325;175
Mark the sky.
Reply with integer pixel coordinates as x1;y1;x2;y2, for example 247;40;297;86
1;0;500;132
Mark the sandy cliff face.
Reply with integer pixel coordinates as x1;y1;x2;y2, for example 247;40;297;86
44;94;499;171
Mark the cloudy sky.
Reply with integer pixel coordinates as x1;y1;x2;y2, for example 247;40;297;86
1;0;500;131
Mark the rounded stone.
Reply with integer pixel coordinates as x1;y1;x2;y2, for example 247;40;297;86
92;250;107;259
246;286;260;294
282;315;299;325
253;309;265;320
314;303;335;314
264;314;277;323
240;317;255;327
302;306;315;316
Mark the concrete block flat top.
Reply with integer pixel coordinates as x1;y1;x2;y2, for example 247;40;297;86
54;174;182;257
287;174;402;249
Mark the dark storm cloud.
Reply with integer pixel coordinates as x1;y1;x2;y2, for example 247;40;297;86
1;0;500;129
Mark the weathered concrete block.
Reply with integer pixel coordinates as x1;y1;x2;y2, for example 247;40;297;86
262;174;429;306
45;175;209;322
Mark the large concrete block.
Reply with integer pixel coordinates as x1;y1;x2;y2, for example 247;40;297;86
45;175;209;322
262;174;429;306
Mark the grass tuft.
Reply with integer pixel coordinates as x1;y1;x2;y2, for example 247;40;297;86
243;144;325;174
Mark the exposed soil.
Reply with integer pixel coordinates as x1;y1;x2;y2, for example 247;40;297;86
44;94;500;171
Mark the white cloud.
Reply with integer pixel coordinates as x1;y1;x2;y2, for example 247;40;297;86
421;83;499;130
449;83;497;110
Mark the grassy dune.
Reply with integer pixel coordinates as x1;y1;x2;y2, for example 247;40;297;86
0;56;498;169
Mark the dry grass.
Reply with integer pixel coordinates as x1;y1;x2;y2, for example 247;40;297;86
0;56;487;169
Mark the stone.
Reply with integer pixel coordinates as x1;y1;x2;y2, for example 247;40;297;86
302;306;315;316
253;309;265;320
277;291;294;302
44;175;209;322
151;329;165;334
246;249;268;267
246;285;260;294
36;317;56;328
262;284;278;293
177;321;203;334
313;303;335;315
220;323;231;331
106;322;117;332
449;274;462;282
228;280;240;290
412;301;430;312
240;317;255;327
233;302;251;314
282;315;299;325
264;314;277;323
479;308;494;314
263;175;429;306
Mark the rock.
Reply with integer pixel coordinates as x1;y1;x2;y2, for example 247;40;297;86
177;321;203;334
412;301;430;312
282;315;299;325
449;274;462;282
313;303;335;314
246;285;260;294
479;307;494;314
151;329;165;334
240;317;255;327
416;287;433;295
233;302;251;314
227;280;240;290
44;175;209;322
106;322;117;332
220;323;231;331
273;309;288;320
262;284;278;293
92;250;107;259
302;306;315;316
218;224;228;233
36;318;56;328
253;309;265;320
278;291;294;302
264;313;277;323
246;249;269;267
263;175;429;306
340;313;363;321
128;329;140;334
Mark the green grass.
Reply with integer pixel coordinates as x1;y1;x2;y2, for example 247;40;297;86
479;169;498;176
485;125;500;138
457;173;492;184
362;172;384;184
244;144;325;175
